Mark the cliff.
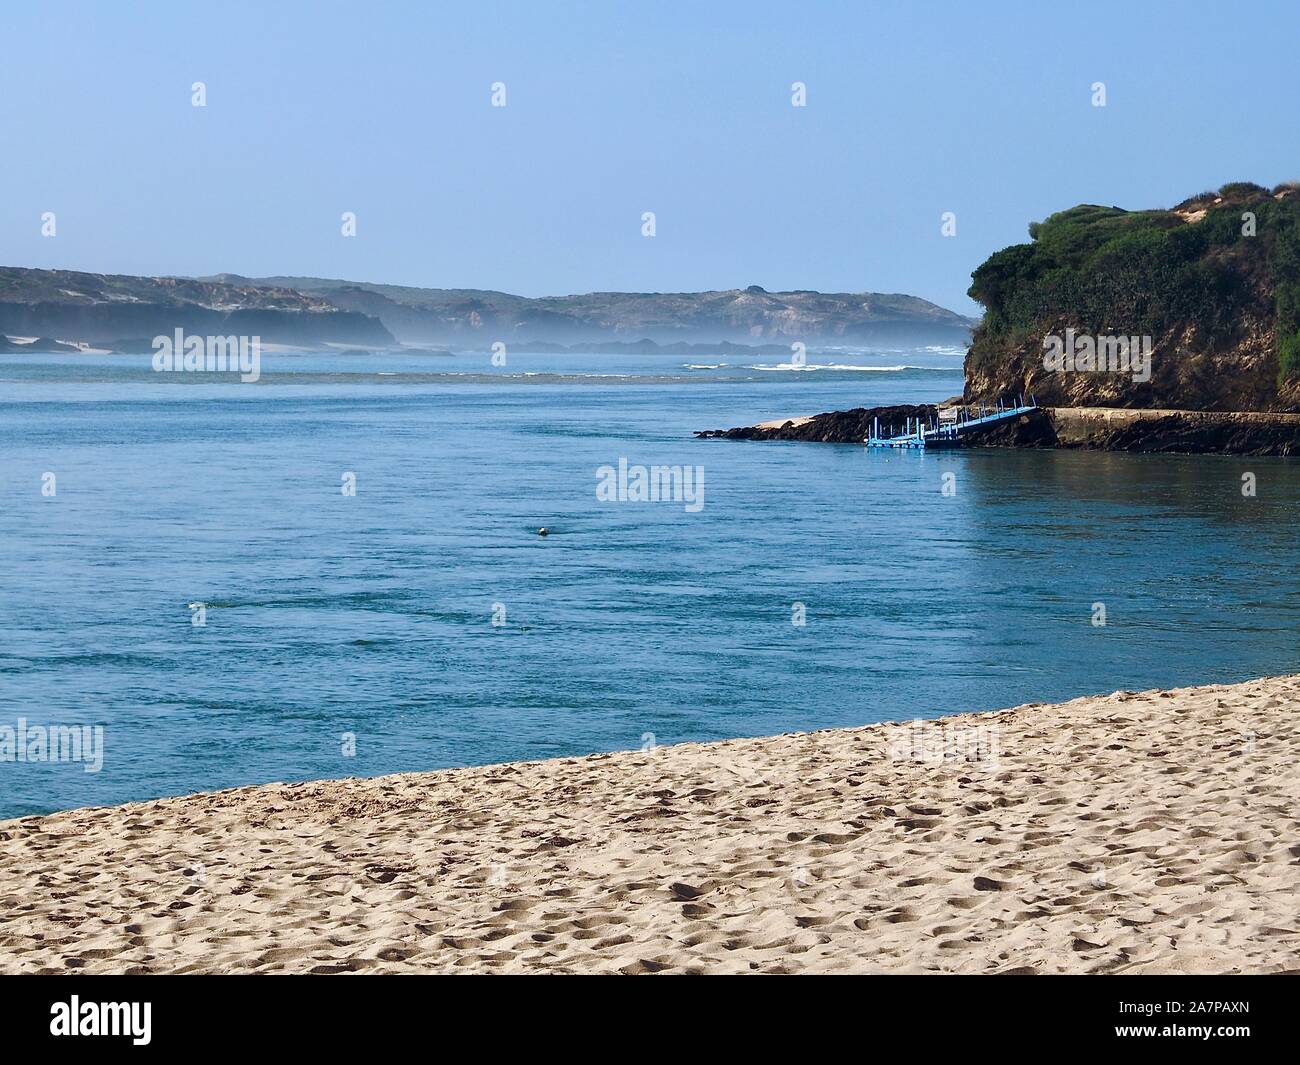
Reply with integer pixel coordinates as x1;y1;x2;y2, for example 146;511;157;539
964;182;1300;413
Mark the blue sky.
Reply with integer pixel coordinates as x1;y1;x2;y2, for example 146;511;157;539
2;0;1297;314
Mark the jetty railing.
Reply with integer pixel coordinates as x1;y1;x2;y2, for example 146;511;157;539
865;395;1037;450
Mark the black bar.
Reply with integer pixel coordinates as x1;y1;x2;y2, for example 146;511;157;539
0;974;1290;1052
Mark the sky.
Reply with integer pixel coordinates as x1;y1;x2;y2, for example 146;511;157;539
2;0;1297;316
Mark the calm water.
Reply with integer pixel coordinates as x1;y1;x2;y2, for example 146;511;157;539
2;347;1297;818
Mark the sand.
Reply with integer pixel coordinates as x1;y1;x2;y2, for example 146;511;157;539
1;675;1297;974
755;414;815;430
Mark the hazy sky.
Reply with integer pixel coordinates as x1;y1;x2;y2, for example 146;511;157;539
3;0;1297;314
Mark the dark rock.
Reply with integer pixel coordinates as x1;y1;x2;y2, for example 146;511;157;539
695;404;938;443
697;403;1300;456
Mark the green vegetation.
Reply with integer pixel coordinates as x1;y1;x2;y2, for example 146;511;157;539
1273;190;1300;385
1280;332;1300;382
968;183;1300;386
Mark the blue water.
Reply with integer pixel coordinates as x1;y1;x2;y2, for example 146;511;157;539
2;346;1297;818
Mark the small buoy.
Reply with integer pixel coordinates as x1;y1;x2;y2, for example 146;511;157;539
537;527;549;537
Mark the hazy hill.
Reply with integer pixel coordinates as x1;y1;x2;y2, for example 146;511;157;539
0;267;394;349
207;275;976;347
0;265;974;352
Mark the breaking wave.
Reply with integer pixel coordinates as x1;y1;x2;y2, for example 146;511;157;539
746;362;930;372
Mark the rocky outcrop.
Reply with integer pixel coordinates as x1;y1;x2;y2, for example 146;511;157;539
964;182;1300;413
696;405;938;443
697;405;1300;456
700;182;1300;456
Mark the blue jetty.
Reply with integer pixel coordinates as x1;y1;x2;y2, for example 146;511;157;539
864;396;1038;450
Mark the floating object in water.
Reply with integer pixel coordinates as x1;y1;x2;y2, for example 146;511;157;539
537;527;549;536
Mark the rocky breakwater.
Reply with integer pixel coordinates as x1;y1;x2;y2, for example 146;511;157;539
695;404;939;443
1047;407;1300;455
696;404;1300;455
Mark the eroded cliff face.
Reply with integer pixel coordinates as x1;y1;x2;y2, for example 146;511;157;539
963;184;1300;413
964;316;1294;412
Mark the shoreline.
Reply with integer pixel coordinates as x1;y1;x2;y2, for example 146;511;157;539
3;675;1296;974
698;404;1300;455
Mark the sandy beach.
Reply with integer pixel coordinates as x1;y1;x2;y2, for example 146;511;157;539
2;675;1297;974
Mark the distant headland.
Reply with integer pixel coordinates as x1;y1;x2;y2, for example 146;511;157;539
0;267;974;354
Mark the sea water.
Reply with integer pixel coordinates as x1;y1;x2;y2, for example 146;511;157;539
1;347;1296;817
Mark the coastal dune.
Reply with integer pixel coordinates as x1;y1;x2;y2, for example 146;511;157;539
2;676;1297;974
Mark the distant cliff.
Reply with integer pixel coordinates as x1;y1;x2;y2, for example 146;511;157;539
964;182;1300;412
0;268;395;349
208;276;976;348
